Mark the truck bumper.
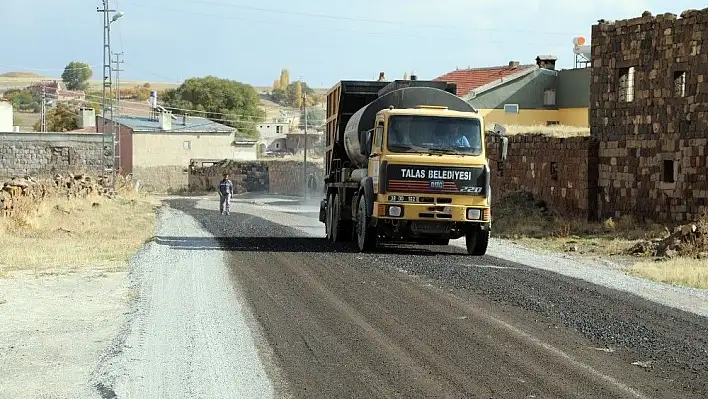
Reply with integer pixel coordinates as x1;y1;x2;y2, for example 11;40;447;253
373;201;490;223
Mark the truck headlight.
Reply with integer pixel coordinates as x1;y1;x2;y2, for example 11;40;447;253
466;208;481;220
388;205;402;217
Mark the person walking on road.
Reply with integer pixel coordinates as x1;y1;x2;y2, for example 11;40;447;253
218;173;233;215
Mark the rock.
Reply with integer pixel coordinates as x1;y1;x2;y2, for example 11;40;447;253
664;249;678;258
681;224;697;236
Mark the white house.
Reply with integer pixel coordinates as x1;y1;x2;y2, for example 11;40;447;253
0;101;14;132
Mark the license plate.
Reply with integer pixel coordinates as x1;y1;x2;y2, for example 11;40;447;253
388;195;417;202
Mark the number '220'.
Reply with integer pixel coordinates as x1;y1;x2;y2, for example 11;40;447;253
460;186;483;193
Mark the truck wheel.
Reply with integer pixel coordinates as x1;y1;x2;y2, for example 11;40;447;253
356;197;377;251
466;225;489;256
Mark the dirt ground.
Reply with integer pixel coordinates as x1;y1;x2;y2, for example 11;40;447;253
0;267;130;399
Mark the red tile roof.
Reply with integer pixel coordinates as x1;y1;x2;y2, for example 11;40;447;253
434;64;536;97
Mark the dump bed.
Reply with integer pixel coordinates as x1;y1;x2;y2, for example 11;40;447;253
324;79;458;177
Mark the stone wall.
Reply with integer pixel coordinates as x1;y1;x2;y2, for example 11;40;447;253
590;9;708;222
132;166;188;193
0;133;110;179
188;159;325;196
487;135;598;218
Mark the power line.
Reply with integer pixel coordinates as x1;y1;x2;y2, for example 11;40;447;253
41;92;273;124
120;1;581;42
72;91;281;120
124;0;578;36
0;63;98;72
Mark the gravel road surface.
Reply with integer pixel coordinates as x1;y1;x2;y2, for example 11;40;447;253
159;195;708;399
89;205;278;399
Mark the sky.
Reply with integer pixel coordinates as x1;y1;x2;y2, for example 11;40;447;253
0;0;705;88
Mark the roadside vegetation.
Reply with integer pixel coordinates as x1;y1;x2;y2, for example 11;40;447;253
503;124;591;138
0;177;159;276
493;191;708;289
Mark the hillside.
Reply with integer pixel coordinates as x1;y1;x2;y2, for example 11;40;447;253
0;72;44;78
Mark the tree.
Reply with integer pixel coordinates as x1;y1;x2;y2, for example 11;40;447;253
300;107;325;130
294;81;303;109
161;76;266;139
61;61;93;91
279;69;290;90
3;88;40;112
33;103;79;132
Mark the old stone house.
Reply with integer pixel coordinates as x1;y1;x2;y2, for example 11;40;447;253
590;9;708;222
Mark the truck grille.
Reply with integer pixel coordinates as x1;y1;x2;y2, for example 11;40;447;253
388;179;459;193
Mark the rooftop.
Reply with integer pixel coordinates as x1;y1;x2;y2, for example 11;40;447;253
109;115;235;133
434;63;536;97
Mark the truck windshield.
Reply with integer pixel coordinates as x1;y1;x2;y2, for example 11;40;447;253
386;115;483;155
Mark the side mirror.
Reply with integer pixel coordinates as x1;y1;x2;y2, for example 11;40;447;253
361;129;373;156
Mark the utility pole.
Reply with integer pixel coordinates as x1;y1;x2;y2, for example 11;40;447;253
111;51;124;185
97;1;123;187
302;90;308;199
40;83;47;132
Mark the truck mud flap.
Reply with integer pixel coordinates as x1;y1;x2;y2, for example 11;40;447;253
361;177;375;218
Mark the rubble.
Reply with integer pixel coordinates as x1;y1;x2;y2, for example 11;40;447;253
1;174;115;218
626;218;708;258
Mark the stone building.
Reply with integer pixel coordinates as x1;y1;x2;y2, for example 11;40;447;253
590;9;708;222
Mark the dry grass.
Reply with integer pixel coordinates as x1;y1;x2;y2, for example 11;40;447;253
0;188;160;276
630;257;708;289
493;191;666;256
502;124;591;138
0;75;179;92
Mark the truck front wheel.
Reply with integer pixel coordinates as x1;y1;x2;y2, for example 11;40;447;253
356;198;377;251
465;225;490;256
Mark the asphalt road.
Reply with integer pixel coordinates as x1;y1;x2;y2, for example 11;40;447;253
166;197;708;399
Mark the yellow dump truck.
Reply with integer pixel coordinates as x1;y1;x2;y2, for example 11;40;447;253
318;77;508;255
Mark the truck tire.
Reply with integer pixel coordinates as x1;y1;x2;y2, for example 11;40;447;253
356;197;377;251
465;225;489;256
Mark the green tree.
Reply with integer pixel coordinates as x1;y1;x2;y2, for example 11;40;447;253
61;61;93;91
4;88;41;112
300;107;325;130
161;76;266;139
33;103;79;132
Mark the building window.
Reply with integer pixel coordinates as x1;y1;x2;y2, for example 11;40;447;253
276;125;283;134
550;162;559;181
183;141;191;150
618;67;635;102
543;88;556;106
546;121;560;126
674;71;687;97
662;160;676;183
503;104;519;114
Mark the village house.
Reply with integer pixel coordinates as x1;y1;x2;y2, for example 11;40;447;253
434;54;590;127
65;108;257;189
27;80;86;103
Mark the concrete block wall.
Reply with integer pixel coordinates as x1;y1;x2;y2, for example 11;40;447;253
487;135;599;219
590;9;708;222
0;133;110;179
